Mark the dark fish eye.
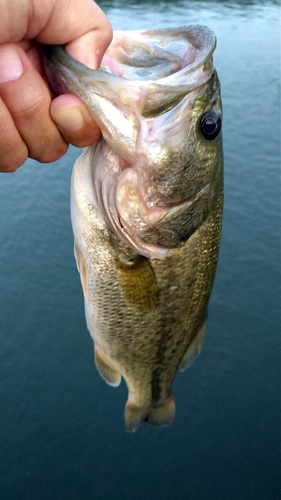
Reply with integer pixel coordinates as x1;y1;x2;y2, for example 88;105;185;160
200;110;222;140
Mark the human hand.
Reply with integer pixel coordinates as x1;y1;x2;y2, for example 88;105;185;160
0;0;112;172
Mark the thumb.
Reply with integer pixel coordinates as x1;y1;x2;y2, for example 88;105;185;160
50;94;102;147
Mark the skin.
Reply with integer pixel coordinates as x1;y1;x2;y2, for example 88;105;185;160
0;0;112;172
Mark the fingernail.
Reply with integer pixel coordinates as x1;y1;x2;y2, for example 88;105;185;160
0;45;24;83
52;107;84;132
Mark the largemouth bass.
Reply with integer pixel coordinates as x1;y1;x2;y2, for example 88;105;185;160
44;26;223;432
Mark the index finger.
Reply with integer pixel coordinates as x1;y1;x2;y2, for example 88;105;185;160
1;0;112;68
38;0;113;68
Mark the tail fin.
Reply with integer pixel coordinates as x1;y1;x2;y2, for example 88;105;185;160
124;394;175;432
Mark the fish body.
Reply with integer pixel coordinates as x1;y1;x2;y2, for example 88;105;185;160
44;26;223;431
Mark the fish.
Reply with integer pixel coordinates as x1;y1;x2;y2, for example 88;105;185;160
43;25;223;432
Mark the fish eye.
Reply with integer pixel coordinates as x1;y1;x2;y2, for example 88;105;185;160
200;110;221;140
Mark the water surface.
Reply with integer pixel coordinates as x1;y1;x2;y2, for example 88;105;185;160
0;1;280;499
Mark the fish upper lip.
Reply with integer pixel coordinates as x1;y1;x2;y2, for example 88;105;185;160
101;25;216;84
43;25;216;89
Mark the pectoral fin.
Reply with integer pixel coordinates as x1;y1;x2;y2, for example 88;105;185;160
116;256;159;311
179;318;207;371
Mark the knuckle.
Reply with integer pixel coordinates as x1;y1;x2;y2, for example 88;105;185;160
0;118;28;172
13;88;47;123
0;148;27;172
4;88;69;163
30;140;68;164
102;20;113;45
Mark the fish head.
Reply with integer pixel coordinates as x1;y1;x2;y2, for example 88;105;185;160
44;25;223;259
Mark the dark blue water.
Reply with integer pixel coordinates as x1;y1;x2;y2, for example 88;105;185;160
0;1;280;499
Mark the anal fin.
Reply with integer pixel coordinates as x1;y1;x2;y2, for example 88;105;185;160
124;393;175;433
179;318;207;372
94;348;121;387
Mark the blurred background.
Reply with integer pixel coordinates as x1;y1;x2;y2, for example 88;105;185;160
0;1;280;499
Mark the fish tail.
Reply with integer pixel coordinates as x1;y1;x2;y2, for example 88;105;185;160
124;394;175;432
